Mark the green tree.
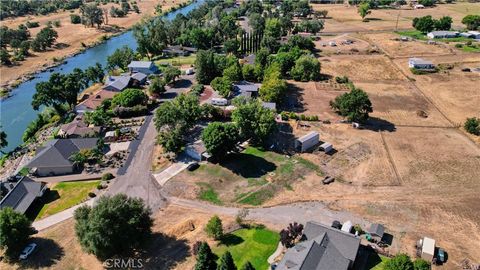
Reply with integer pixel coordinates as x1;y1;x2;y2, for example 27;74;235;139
111;88;148;107
464;117;480;135
195;242;217;270
218;251;237;270
34;26;58;51
70;14;81;24
205;215;223;240
133;18;168;59
413;259;431;270
74;194;153;260
0;208;36;260
164;66;181;84
241;262;256;270
80;3;104;28
242;64;256;82
84;63;104;83
202;122;239;158
107;46;135;70
462;15;480;30
412;16;435;33
232;100;276;145
84;109;111;126
149;77;166;95
330;86;373;123
211;76;233;98
291;55;321;82
154;93;201;130
0;48;11;65
0;127;7;149
358;3;371;21
435;16;452;30
32;72;84;110
384;254;414;270
260;63;287;103
195;50;217;84
418;0;435;7
248;13;265;34
223;61;243;82
157;126;185;153
265;18;282;39
224;39;240;55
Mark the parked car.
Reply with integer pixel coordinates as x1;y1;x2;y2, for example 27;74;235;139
322;176;335;185
437;248;446;264
331;220;342;229
187;162;200;171
19;243;37;260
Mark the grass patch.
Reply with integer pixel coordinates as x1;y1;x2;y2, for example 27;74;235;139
213;228;279;270
155;54;196;67
396;30;427;40
461;44;480;53
197;182;222;205
237;186;275;206
35;180;100;220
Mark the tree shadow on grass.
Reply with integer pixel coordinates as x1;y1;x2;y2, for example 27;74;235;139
172;79;192;89
220;234;244;247
139;232;190;270
220;153;276;178
364;117;396;132
280;82;305;113
18;237;64;269
25;189;60;221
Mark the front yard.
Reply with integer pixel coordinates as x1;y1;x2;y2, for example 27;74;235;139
168;147;322;206
212;227;280;270
31;180;100;220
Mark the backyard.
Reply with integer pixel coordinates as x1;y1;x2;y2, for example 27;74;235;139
212;227;280;270
29;180;100;220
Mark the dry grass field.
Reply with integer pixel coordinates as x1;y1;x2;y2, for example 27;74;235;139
0;0;189;87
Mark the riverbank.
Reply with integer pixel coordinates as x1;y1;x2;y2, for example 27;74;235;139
0;0;190;95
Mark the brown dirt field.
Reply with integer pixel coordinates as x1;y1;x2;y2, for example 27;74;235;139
316;33;374;55
0;205;236;270
320;55;407;81
356;81;452;127
362;32;455;57
392;57;480;125
313;3;478;33
0;0;189;87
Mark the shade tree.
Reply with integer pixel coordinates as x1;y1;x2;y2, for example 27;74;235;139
330;85;373;123
202;122;239;158
0;208;36;261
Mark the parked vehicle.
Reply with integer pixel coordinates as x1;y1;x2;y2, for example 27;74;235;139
331;220;342;229
437;248;446;264
322;176;335;185
19;243;37;260
187;162;200;171
211;98;228;106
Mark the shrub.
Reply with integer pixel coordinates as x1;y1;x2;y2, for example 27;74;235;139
53;20;61;27
101;172;115;181
97;184;105;190
205;215;223;240
191;84;205;96
464;117;480;135
88;192;96;198
335;76;350;84
26;21;40;28
70;14;81;24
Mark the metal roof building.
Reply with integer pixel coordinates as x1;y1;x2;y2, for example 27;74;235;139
0;176;47;214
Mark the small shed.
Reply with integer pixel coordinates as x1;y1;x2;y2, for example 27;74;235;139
421;237;436;261
367;223;385;242
320;142;333;153
185;140;210;161
295;132;319;152
341;220;353;233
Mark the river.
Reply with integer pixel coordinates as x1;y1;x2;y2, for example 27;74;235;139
0;0;204;154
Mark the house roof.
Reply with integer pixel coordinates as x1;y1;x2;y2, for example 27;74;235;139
297;132;319;143
277;221;359;270
128;61;154;69
0;176;45;214
59;117;100;137
409;58;433;65
130;72;147;82
234;81;259;92
76;89;117;111
103;75;131;91
428;31;459;36
368;223;385;238
25;138;98;169
302;221;360;263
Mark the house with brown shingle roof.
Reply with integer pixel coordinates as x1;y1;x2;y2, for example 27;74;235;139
75;89;117;113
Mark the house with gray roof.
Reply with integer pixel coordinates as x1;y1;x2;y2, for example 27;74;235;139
427;31;459;39
127;61;159;75
0;176;47;214
408;58;435;69
277;221;360;270
25;138;98;177
103;75;132;92
233;81;260;98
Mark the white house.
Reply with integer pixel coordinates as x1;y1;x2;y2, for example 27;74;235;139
127;61;159;75
409;58;435;69
427;31;459;39
467;31;480;39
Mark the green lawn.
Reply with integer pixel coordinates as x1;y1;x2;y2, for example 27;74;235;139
154;54;196;67
213;228;280;270
197;182;222;205
395;30;475;42
35;180;100;220
461;45;480;53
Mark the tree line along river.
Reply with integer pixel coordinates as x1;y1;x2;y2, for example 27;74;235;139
0;0;204;154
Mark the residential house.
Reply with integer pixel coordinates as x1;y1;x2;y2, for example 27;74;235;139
460;31;480;39
295;132;319;152
103;75;132;92
163;45;198;57
0;176;47;214
127;61;159;75
408;58;435;69
233;81;260;99
277;221;361;270
427;31;459;39
57;116;101;138
25;138;99;177
185;140;210;161
75;89;117;113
